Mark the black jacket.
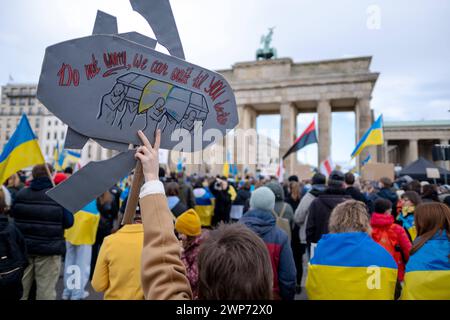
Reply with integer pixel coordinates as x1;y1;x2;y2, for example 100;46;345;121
171;200;188;218
306;188;351;244
233;189;251;213
209;181;232;226
345;186;366;204
377;188;398;213
11;177;74;256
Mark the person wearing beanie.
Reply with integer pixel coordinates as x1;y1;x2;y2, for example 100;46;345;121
240;187;296;300
175;209;207;299
306;170;350;248
53;172;68;185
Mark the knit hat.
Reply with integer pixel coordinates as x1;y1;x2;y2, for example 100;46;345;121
249;186;275;211
175;209;201;236
328;170;345;187
54;172;68;185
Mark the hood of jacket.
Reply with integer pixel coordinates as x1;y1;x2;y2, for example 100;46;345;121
30;177;53;191
316;189;349;210
370;213;394;228
266;182;284;201
378;188;398;203
310;184;326;197
240;208;276;238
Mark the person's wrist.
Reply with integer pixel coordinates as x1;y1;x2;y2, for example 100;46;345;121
144;172;158;182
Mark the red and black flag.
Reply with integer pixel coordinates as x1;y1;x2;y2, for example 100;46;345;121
282;119;318;159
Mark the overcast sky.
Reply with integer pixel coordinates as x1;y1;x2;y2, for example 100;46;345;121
1;0;449;166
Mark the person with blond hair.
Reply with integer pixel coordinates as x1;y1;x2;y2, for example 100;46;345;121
306;200;398;300
401;202;450;300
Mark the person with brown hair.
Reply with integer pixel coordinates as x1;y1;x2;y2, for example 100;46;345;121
306;200;398;300
401;202;450;300
136;130;273;300
198;223;273;300
397;191;423;242
377;176;398;213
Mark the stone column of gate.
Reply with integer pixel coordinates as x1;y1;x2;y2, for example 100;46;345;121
440;139;449;170
234;105;257;175
317;99;331;168
279;101;297;176
355;97;372;169
408;139;419;165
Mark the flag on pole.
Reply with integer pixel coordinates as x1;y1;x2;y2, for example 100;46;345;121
361;154;372;166
0;114;45;183
283;119;318;159
53;142;62;171
222;162;230;178
351;115;384;159
59;150;81;170
320;157;334;177
276;159;285;183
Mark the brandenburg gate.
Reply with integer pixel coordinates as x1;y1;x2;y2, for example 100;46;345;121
217;56;379;175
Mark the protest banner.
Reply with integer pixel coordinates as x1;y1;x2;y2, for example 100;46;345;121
361;163;395;181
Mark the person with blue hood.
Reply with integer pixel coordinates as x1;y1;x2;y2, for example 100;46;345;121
240;186;296;300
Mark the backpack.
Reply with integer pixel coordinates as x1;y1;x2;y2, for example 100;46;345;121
372;226;403;265
0;224;26;298
272;203;291;241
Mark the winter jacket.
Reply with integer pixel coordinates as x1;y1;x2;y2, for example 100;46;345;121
140;181;192;300
366;192;381;214
306;188;351;244
294;186;324;244
178;181;196;209
377;188;398;213
401;231;450;300
209;181;232;226
91;224;144;300
0;214;28;300
233;189;251;213
181;231;208;299
345;186;366;204
168;196;188;218
240;208;296;300
370;213;411;281
11;177;73;256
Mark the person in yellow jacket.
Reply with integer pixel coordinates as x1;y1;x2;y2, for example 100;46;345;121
91;213;144;300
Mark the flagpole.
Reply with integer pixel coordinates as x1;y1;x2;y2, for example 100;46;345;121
45;163;55;187
121;161;144;225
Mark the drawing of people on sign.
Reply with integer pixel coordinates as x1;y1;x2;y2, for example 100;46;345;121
98;72;209;138
97;83;127;125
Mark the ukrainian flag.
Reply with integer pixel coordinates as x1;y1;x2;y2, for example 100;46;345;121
401;231;450;300
64;200;100;246
193;187;214;227
306;232;398;300
0;114;45;184
53;142;62;171
351;115;384;159
59;150;81;170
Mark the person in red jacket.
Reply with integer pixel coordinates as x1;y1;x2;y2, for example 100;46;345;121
370;198;411;283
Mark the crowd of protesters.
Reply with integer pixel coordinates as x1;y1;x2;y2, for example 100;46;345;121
1;134;449;300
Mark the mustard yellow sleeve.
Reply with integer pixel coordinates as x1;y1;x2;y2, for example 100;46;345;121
140;193;192;300
91;238;110;293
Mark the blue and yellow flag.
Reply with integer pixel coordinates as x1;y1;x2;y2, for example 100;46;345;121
59;149;81;170
351;115;384;159
306;232;398;300
0;114;45;183
401;231;450;300
64;200;100;246
53;142;62;171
